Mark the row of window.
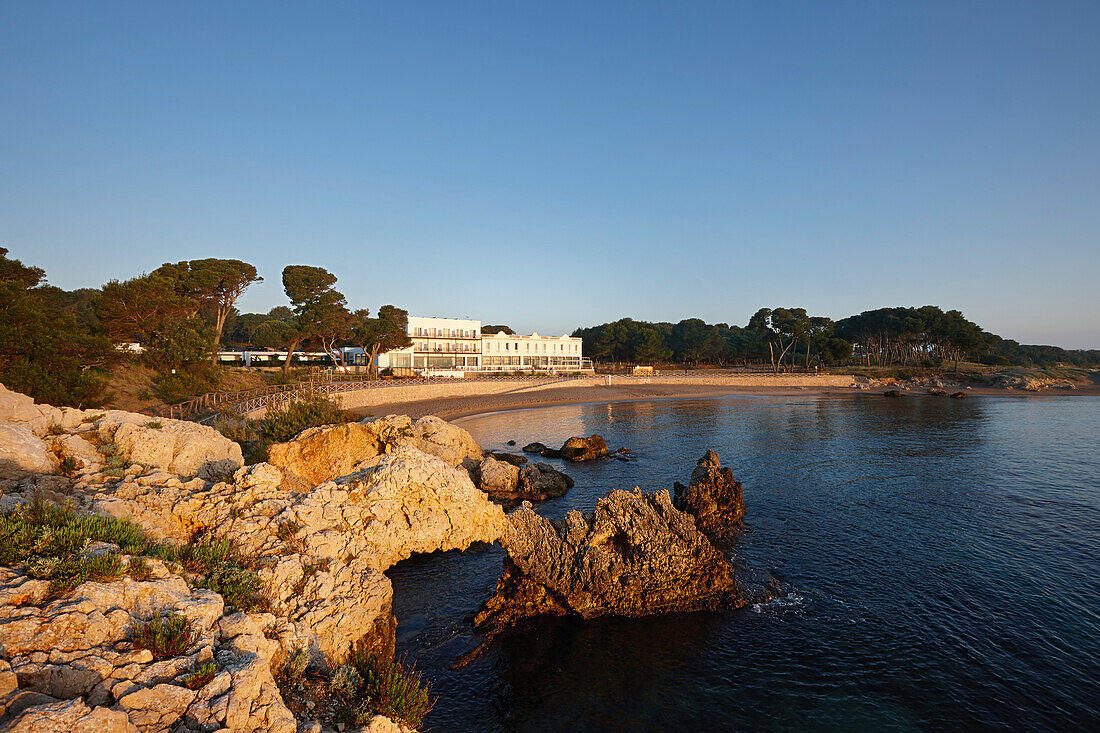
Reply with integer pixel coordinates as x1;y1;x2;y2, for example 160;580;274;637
412;327;478;339
484;340;580;354
412;342;478;353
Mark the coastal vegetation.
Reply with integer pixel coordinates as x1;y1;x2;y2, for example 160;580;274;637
574;306;1100;372
3;245;1096;413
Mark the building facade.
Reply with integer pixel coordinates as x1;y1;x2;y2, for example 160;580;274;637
373;316;588;375
480;330;585;372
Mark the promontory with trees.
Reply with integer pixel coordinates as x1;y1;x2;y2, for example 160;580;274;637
1;246;1098;412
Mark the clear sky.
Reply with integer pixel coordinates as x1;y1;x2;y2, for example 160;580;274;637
2;1;1098;347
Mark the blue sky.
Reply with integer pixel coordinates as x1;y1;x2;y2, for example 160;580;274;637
2;1;1098;347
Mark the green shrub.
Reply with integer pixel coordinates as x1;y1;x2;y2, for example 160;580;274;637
178;538;268;612
132;612;197;659
128;556;153;580
144;421;163;429
45;554;126;598
48;425;65;436
260;394;354;443
336;644;434;728
0;501;165;566
153;366;220;405
183;661;218;689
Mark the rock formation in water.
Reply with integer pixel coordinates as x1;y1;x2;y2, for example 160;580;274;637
474;488;742;633
559;435;609;461
0;384;502;732
672;450;744;546
474;456;573;503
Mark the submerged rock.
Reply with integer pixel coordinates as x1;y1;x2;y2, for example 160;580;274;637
486;451;526;466
520;442;548;454
672;450;744;546
474;488;741;633
884;389;904;398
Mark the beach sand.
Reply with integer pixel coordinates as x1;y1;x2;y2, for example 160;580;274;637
346;381;1100;421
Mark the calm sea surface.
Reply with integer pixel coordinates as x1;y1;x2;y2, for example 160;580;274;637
386;395;1100;731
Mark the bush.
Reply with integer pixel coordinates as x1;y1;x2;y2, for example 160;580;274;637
153;365;220;405
260;394;355;443
336;644;434;728
43;554;125;599
179;538;268;612
132;612;197;659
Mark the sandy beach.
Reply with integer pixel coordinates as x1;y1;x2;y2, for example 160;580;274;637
344;380;1100;421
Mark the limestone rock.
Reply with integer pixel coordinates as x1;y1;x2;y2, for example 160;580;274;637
559;434;609;461
476;488;741;631
266;414;483;490
672;450;744;546
0;383;66;437
0;425;58;480
115;683;196;731
0;697;138;732
99;416;243;480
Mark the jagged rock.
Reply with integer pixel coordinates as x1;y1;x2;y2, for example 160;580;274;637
672;451;744;545
360;713;418;732
266;414;484;491
516;463;573;501
475;489;741;632
0;384;68;437
559;435;609;461
0;697;138;732
0;425;59;480
521;442;547;454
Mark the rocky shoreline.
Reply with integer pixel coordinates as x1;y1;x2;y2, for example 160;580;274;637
0;383;770;732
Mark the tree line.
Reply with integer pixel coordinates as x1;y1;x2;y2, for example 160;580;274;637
0;248;410;407
573;306;1100;372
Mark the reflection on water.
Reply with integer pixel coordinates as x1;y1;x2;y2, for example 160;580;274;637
387;395;1100;731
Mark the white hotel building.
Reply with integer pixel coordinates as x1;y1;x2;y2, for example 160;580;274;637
372;316;589;375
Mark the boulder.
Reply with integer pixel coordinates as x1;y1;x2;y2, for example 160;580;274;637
475;488;741;632
521;442;548;454
266;414;484;491
0;425;58;480
0;384;66;437
672;450;744;547
98;416;243;481
516;463;573;501
559;435;609;461
476;456;521;498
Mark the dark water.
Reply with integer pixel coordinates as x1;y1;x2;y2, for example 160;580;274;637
387;395;1100;731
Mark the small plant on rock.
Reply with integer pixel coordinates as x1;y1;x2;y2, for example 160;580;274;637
58;456;81;477
48;424;65;436
183;661;218;689
143;421;163;429
132;612;197;660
